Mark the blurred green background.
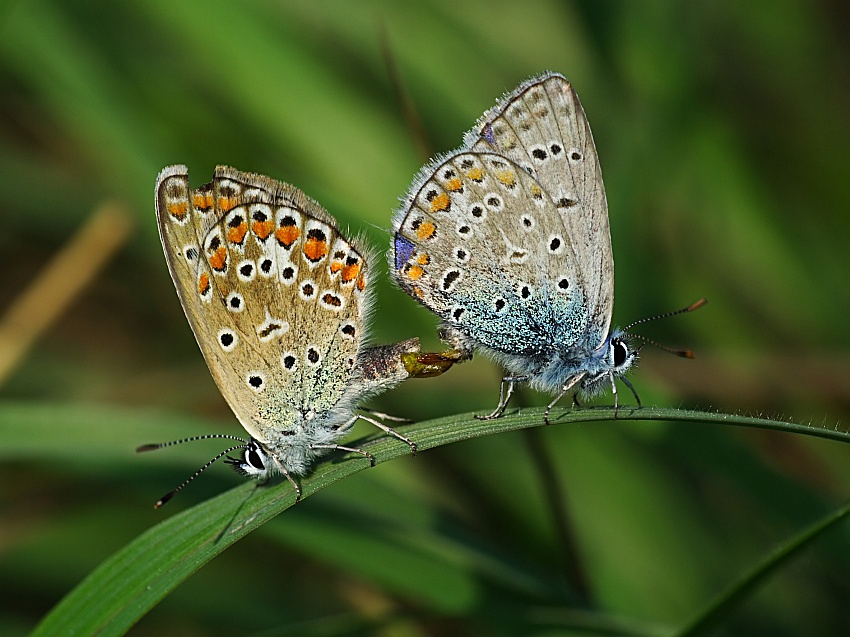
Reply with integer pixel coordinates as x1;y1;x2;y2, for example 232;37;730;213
2;0;850;635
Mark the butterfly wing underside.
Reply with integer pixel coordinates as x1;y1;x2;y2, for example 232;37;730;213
391;72;612;357
465;72;613;348
155;165;370;442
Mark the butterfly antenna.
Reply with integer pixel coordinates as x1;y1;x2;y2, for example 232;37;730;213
627;333;695;358
137;434;250;509
623;298;707;359
623;298;707;332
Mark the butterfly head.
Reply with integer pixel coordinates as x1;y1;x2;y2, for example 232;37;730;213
579;329;640;396
224;438;273;481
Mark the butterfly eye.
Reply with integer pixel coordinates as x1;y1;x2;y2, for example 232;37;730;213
612;339;628;368
245;444;266;471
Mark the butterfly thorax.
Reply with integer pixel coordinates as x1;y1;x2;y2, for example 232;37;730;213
249;395;358;476
549;329;637;397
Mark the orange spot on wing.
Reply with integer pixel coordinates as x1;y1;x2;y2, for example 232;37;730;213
218;197;237;212
417;253;430;266
407;265;424;280
198;272;210;296
466;167;483;181
275;225;300;248
227;222;248;245
416;221;436;240
193;192;214;210
330;261;343;274
167;201;188;219
446;177;463;191
430;193;450;213
356;273;366;291
496;170;516;187
253;219;274;240
303;236;328;262
341;261;361;283
209;246;227;271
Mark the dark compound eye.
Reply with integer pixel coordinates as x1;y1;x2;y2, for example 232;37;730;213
246;445;265;470
613;340;628;367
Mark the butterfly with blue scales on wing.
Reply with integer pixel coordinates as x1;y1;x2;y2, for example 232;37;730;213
390;71;705;422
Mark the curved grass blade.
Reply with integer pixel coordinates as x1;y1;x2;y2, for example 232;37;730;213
673;501;850;637
30;405;850;635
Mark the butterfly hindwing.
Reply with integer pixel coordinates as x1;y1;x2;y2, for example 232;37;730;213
392;150;592;358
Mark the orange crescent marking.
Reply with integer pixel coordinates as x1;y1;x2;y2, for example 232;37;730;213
227;223;248;245
167;201;188;219
430;193;450;213
253;219;274;240
496;170;516;187
416;221;436;241
303;237;328;262
341;262;361;283
275;225;300;248
198;272;210;295
209;246;227;271
218;197;237;212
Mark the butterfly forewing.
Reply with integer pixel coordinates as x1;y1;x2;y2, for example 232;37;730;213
155;166;368;442
464;73;613;348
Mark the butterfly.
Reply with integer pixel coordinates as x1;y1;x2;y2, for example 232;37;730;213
390;72;703;420
141;165;456;507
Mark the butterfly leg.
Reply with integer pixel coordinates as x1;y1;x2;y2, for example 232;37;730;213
544;373;586;425
476;376;523;420
310;442;376;467
620;376;641;406
361;408;411;423
270;455;302;502
356;413;418;455
609;373;642;419
610;372;620;419
609;373;644;419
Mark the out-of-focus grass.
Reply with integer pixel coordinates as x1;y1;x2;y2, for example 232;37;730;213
1;1;849;635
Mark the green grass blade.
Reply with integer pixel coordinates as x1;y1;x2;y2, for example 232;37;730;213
29;404;850;636
673;502;850;637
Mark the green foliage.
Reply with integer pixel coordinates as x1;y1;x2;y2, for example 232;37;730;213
1;1;849;635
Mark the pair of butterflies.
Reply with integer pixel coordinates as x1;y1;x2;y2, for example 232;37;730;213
143;72;702;506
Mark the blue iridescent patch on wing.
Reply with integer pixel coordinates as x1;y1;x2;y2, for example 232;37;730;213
394;235;416;271
482;123;496;146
